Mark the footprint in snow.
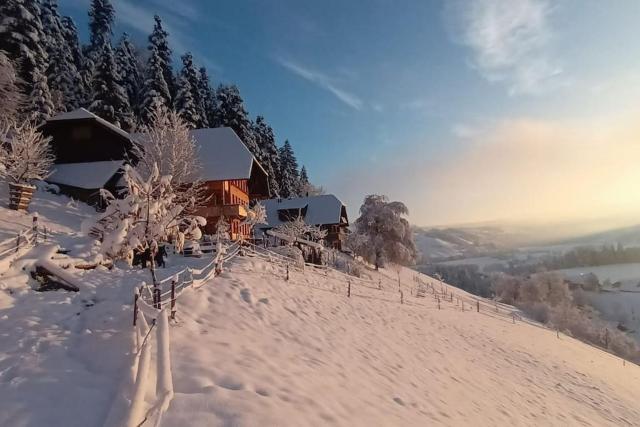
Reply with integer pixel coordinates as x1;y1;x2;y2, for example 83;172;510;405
240;288;252;304
393;397;405;406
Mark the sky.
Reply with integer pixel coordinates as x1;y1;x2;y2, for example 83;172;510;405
59;0;640;228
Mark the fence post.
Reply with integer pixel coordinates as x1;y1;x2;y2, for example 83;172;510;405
286;264;289;281
437;296;440;310
170;280;176;320
400;290;404;304
154;285;161;310
378;279;382;290
476;301;480;312
133;291;139;326
32;215;38;245
15;233;20;253
512;313;516;324
347;279;351;298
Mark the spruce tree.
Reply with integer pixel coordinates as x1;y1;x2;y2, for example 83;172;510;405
61;16;88;105
88;0;114;52
27;66;55;124
83;0;115;103
198;67;216;127
300;166;310;188
41;0;83;111
139;46;171;124
174;74;199;127
148;15;175;102
116;33;143;117
278;140;300;198
0;0;49;92
213;84;258;155
253;116;280;197
174;53;204;127
89;43;134;130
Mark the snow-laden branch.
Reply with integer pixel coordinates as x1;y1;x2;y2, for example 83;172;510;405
0;119;54;185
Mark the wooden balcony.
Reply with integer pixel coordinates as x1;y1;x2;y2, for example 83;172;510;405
196;204;248;218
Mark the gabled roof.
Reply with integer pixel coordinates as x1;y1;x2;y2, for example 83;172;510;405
48;108;132;140
190;127;266;181
260;194;348;228
47;160;124;190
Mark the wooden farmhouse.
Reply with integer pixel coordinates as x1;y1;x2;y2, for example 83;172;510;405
258;195;349;250
188;128;269;239
40;108;134;206
41;109;270;240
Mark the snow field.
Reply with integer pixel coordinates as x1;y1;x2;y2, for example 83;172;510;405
160;255;640;426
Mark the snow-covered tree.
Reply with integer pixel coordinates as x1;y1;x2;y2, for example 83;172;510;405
60;16;87;105
174;74;199;127
140;46;171;124
26;66;55;124
353;194;416;269
83;0;115;101
89;42;134;130
212;84;258;154
115;33;143;117
252;116;280;197
0;52;24;120
198;67;215;127
132;105;206;210
148;15;174;101
94;163;205;284
0;0;48;94
0;119;54;185
87;0;114;51
278;140;300;198
41;0;84;111
297;165;323;196
275;216;327;243
176;53;205;127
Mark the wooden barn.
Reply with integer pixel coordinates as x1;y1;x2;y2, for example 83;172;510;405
40;108;134;207
258;195;349;250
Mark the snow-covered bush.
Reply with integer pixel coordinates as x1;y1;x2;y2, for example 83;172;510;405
0;119;54;185
271;245;304;268
242;202;267;238
91;164;205;267
275;215;327;243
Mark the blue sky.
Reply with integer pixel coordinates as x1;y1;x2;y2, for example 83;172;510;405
60;0;640;227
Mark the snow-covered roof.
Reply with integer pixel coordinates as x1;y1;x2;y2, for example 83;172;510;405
260;194;348;228
48;108;132;140
131;127;266;182
47;160;124;189
190;128;266;181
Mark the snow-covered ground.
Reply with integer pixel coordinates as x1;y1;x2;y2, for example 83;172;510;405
162;256;640;426
2;189;640;426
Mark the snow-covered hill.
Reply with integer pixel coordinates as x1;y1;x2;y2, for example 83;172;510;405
162;257;640;426
2;190;640;426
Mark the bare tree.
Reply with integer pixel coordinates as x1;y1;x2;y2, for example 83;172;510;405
0;119;54;185
131;105;207;210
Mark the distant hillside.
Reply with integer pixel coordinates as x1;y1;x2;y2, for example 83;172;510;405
414;222;640;263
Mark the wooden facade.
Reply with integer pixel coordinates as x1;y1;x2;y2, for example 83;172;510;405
40;110;133;206
197;176;268;240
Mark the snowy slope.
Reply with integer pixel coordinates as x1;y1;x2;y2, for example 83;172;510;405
2;189;640;426
161;257;640;427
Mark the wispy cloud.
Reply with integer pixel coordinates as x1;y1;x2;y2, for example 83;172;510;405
275;57;363;110
445;0;562;95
